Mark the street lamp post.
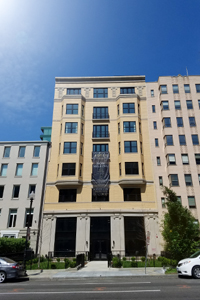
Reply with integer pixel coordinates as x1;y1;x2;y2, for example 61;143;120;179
23;191;35;271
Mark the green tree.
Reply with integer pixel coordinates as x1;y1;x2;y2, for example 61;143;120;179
162;187;200;261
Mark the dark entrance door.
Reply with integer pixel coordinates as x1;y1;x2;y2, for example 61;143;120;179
90;217;110;261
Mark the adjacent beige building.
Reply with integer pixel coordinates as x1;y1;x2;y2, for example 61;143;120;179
41;76;160;259
147;75;200;237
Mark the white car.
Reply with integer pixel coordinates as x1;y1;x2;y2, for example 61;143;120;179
177;250;200;278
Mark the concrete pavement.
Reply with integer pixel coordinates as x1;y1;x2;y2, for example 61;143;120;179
26;261;165;280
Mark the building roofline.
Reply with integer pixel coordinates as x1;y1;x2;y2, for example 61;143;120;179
0;141;49;145
55;75;145;83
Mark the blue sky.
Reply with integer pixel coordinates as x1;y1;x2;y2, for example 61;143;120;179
0;0;199;141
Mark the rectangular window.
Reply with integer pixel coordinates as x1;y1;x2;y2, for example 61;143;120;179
25;208;34;227
79;163;82;177
123;121;136;132
163;117;171;127
33;146;40;157
151;90;154;97
196;84;200;93
119;163;121;176
169;174;179;186
184;84;190;93
125;162;138;175
63;142;77;154
93;88;108;98
80;143;83;155
0;186;4;198
167;154;176;165
159;176;163;186
93;107;109;119
186;100;193;109
189;117;196;127
123;103;135;113
177;196;182;204
174;100;181;110
81;123;84;135
59;189;77;202
124;141;137;153
67;88;81;95
118;122;120;134
162;101;169;110
195;154;200;164
124;188;141;201
62;163;76;176
18;146;26;157
93;125;109;138
153;121;157;129
161;198;166;208
8;209;17;227
3;147;11;158
0;164;8;176
198;100;200;109
157;157;161;166
117;104;120;115
152;105;156;113
172;84;179;93
198;174;200;185
160;85;167;94
66;104;78;114
140;142;143;154
65;122;78;133
16;163;23;176
118;142;121;154
188;196;196;208
82;105;84;117
31;163;38;176
185;174;193;186
28;185;36;197
120;87;135;94
176;117;183;127
182;154;189;164
60;123;62;135
192;134;199;145
93;144;108;152
179;135;186;146
165;135;173;146
155;138;159;147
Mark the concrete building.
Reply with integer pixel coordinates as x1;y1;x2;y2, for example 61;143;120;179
40;127;52;142
41;76;161;259
146;75;200;232
0;141;49;254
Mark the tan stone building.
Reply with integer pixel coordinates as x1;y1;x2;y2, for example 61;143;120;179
147;75;200;236
41;76;160;259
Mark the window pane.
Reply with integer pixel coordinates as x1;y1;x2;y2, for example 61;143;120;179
173;85;179;93
66;104;78;114
13;185;20;198
125;162;139;174
182;154;189;164
177;117;183;127
67;88;81;95
170;174;179;186
0;186;4;198
16;164;23;176
31;163;38;176
189;117;196;127
184;84;190;93
34;146;40;157
123;121;136;132
166;135;173;146
179;135;186;145
123;103;135;113
186;100;193;109
19;146;25;157
3;147;10;158
192;135;199;145
124;188;141;201
163;118;171;127
93;88;108;98
174;100;181;110
185;174;192;186
196;84;200;93
160;85;167;94
120;87;135;94
1;164;8;176
188;196;196;208
162;101;169;110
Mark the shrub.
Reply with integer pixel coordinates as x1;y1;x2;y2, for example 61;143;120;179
131;256;136;262
122;257;126;261
70;261;76;268
73;258;76;262
33;258;38;263
51;264;57;269
112;257;122;268
40;255;46;262
64;258;70;268
131;261;137;267
56;258;60;262
141;256;145;262
0;238;28;254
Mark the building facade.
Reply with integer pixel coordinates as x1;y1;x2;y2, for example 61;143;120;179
147;75;200;234
0;141;49;254
41;76;161;259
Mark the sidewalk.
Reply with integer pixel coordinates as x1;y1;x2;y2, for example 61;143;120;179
27;261;165;280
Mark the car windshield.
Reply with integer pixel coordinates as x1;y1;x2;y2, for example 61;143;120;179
189;250;200;258
1;257;16;263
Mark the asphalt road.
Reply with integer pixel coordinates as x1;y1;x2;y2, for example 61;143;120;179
0;276;199;300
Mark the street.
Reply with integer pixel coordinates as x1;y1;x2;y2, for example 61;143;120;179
0;276;199;300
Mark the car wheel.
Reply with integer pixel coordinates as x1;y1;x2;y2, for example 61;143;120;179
192;266;200;279
0;271;6;283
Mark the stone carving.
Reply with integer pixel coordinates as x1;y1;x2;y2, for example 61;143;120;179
111;87;117;97
58;88;64;98
136;86;145;96
84;88;91;98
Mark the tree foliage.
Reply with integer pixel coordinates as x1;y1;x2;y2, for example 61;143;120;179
0;238;28;254
162;187;200;261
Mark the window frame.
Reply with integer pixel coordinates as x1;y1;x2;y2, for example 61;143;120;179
125;162;139;175
176;117;183;127
186;100;193;109
120;87;135;94
123;103;135;114
63;142;77;154
3;147;11;158
172;84;179;94
31;163;38;176
93;88;108;98
15;163;23;176
179;135;186;146
67;88;81;95
33;146;40;158
18;146;26;158
65;122;78;134
192;135;199;145
62;163;76;176
184;84;190;93
66;104;78;114
123;121;136;133
124;141;137;153
160;85;168;94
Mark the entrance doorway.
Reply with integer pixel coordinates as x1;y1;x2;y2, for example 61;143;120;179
90;217;110;260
